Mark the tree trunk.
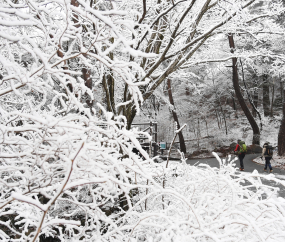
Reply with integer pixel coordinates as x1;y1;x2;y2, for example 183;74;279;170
270;80;275;117
82;67;93;110
204;117;209;136
240;59;262;131
263;74;270;117
231;91;239;119
281;79;284;104
278;87;285;156
252;79;259;118
217;96;228;134
213;81;228;135
71;0;93;113
186;86;190;96
167;79;186;153
215;109;221;129
231;91;236;111
197;118;200;148
228;34;260;145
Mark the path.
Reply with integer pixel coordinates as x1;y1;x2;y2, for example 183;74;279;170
186;154;285;197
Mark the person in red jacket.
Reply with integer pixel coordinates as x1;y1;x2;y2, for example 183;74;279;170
234;139;246;171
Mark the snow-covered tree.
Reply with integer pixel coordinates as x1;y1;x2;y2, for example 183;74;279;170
0;0;156;240
117;0;285;127
1;0;285;241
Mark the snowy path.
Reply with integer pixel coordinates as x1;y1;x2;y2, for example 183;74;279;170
186;154;285;197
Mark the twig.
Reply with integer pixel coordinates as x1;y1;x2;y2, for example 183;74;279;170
162;123;186;209
31;141;85;242
165;123;187;169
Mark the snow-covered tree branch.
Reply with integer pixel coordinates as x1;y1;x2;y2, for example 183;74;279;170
1;0;285;241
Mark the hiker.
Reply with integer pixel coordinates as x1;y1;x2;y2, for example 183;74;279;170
234;139;247;171
261;142;273;173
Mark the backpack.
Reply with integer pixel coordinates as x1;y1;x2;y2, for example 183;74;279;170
239;141;247;153
265;145;273;157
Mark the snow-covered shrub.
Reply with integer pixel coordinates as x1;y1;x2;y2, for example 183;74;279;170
126;154;285;242
0;0;156;240
2;116;285;242
0;108;159;241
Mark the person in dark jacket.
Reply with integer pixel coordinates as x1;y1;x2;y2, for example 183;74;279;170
262;142;273;173
234;139;246;171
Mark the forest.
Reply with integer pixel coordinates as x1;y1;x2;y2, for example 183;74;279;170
1;0;285;241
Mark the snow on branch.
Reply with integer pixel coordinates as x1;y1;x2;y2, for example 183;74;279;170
1;0;285;241
0;0;155;113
